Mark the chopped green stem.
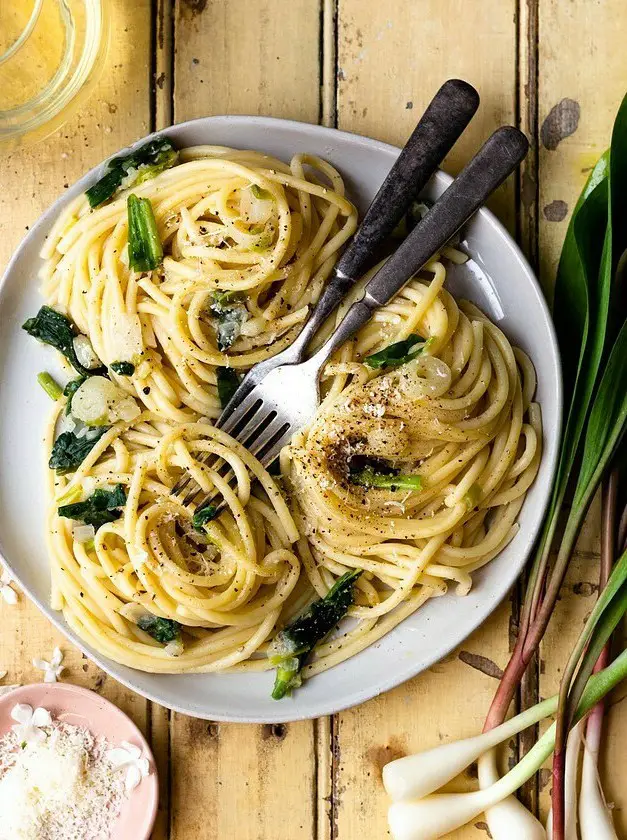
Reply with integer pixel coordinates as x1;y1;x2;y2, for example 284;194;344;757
86;136;178;207
271;660;301;700
192;502;219;532
250;184;272;199
37;371;63;400
137;614;181;644
110;361;135;376
269;570;361;699
127;194;163;272
364;334;426;369
350;465;422;491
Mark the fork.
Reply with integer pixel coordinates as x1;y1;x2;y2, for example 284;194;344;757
213;126;529;473
172;79;480;502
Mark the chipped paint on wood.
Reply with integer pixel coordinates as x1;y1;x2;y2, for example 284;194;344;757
543;199;569;221
458;651;505;680
540;98;581;150
179;0;207;17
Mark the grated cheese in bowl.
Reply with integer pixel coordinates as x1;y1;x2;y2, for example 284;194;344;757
0;709;129;840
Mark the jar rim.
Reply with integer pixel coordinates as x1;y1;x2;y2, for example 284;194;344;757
0;0;45;66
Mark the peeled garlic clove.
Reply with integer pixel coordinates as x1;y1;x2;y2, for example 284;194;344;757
71;376;140;425
73;334;102;370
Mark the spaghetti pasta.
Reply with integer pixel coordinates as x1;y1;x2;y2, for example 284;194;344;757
41;146;358;422
35;144;542;685
283;266;542;675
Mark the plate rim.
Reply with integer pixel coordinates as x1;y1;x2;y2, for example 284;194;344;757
0;114;563;722
0;682;159;838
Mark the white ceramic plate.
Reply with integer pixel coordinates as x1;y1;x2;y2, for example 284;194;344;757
0;117;562;722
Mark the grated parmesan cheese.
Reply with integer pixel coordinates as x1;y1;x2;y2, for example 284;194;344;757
0;719;127;840
362;403;385;418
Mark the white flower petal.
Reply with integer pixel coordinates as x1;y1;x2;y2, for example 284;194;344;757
137;757;150;778
121;741;141;759
43;670;57;684
1;569;12;585
0;669;7;681
31;707;52;727
125;764;142;792
32;658;49;670
31;727;47;744
51;647;63;667
11;704;33;724
106;748;133;768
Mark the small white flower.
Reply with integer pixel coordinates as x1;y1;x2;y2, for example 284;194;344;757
106;740;151;791
0;569;17;605
11;703;52;745
32;647;65;683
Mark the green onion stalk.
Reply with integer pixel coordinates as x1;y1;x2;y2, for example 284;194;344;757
550;469;625;836
481;92;627;840
575;470;622;834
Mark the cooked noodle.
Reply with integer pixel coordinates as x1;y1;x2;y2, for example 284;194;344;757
41;146;357;421
37;146;541;678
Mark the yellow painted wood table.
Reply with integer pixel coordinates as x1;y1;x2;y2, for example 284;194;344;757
1;1;627;838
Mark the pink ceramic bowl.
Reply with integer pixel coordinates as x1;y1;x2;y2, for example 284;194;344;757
0;683;159;839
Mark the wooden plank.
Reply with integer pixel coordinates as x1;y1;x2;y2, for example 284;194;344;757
330;602;516;840
153;3;176;834
537;0;627;294
333;3;519;837
155;0;174;130
170;4;324;839
170;720;317;840
0;0;161;831
335;0;518;231
537;1;627;831
173;0;321;122
515;1;541;815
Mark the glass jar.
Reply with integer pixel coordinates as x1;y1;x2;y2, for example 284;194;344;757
0;0;109;151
